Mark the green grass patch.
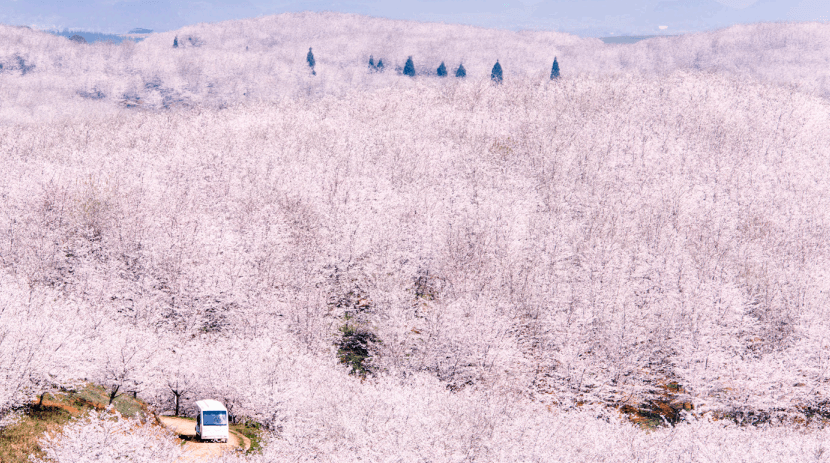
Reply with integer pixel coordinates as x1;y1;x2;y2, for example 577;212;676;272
0;404;73;462
70;383;147;418
231;420;265;454
0;383;150;463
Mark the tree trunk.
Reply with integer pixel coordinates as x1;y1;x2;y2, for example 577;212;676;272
108;385;120;405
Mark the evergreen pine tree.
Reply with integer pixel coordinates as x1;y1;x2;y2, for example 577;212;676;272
376;59;384;72
551;57;560;79
369;55;375;71
437;61;447;77
403;56;416;77
491;60;503;84
173;36;178;48
455;63;466;78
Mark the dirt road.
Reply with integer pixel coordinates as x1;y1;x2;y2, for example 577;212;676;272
158;416;250;461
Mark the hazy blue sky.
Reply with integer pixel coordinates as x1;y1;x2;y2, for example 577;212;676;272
1;0;828;36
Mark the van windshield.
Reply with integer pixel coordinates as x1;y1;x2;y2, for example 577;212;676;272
203;411;227;426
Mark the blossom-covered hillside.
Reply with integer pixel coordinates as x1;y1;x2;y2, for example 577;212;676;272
1;12;830;463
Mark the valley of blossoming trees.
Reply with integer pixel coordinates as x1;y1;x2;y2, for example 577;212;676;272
1;12;830;462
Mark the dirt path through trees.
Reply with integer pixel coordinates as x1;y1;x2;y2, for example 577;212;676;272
158;416;250;461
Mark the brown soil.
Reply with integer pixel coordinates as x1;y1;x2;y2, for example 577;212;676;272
158;416;250;461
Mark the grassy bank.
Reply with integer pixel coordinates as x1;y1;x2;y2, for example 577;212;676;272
0;384;150;463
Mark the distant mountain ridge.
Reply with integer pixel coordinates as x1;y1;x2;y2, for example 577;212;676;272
600;35;678;44
48;28;152;44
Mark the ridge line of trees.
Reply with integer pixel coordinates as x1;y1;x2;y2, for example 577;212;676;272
363;54;560;80
166;37;562;81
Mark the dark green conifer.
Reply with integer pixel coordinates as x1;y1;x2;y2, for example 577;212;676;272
173;36;178;48
491;60;503;83
437;61;447;77
368;55;375;71
455;63;466;78
403;56;415;77
306;47;316;75
551;57;560;79
376;59;384;72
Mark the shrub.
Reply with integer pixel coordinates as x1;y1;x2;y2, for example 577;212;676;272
337;319;378;377
78;89;106;100
413;268;446;301
403;56;415;77
330;285;378;377
7;55;36;75
69;35;86;44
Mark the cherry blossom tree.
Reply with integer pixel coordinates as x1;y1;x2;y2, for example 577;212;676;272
31;408;188;463
161;344;199;416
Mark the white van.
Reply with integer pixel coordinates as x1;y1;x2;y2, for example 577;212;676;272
194;399;229;443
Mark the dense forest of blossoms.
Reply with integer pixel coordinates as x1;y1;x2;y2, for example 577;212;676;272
2;12;830;462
